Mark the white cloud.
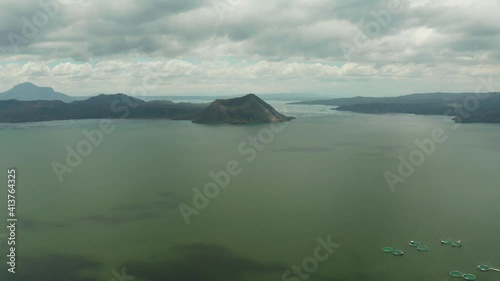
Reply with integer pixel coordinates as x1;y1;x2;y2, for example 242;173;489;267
0;0;499;96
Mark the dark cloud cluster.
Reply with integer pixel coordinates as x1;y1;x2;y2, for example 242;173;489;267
0;0;497;62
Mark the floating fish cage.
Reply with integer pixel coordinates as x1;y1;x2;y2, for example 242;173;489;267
462;273;476;281
409;241;420;247
381;247;393;253
392;250;404;256
417;245;429;251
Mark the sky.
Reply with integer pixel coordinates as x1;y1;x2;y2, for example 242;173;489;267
0;0;499;97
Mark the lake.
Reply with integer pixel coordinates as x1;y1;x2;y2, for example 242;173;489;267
1;102;500;281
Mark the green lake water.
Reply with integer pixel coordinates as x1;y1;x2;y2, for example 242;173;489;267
1;103;500;281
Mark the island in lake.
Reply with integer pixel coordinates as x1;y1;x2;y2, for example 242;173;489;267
192;94;295;124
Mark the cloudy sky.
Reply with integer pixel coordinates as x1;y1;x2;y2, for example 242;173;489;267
0;0;499;97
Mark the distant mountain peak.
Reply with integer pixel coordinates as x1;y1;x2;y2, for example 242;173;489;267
212;93;265;107
0;82;74;103
12;82;51;90
81;93;146;104
15;82;37;87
